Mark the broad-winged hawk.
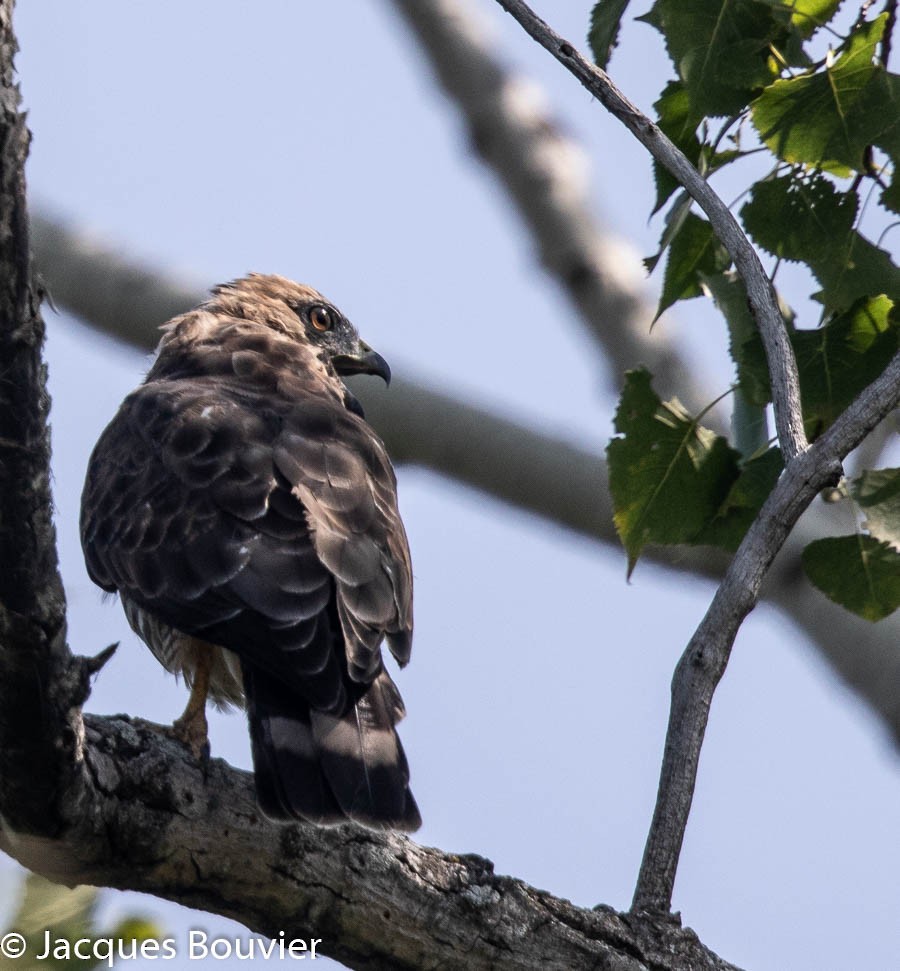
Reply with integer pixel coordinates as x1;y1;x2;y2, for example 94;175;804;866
80;274;420;831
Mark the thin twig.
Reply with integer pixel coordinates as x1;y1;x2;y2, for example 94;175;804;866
492;0;808;460
632;349;900;913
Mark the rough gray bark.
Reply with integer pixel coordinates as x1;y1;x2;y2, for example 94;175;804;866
0;0;78;839
5;714;744;971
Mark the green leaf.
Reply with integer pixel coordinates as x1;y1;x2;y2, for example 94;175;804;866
589;0;631;70
644;189;692;273
694;446;784;550
883;176;900;215
803;535;900;621
751;16;900;173
812;230;900;311
764;0;844;39
732;294;899;437
654;211;731;319
740;172;856;263
607;369;741;575
652;81;702;212
851;467;900;550
642;0;785;118
740;173;900;312
795;297;898;435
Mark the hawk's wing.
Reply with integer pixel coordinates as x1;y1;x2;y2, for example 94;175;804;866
81;377;418;829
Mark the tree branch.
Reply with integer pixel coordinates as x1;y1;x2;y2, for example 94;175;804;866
486;0;900;917
386;0;710;405
0;0;82;839
1;713;742;971
633;349;900;913
492;0;808;460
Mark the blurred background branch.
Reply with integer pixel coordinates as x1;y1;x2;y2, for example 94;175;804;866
31;211;900;749
386;0;712;409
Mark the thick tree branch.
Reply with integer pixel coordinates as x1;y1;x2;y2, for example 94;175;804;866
0;0;82;839
492;0;808;460
1;714;742;971
633;349;900;914
386;0;708;405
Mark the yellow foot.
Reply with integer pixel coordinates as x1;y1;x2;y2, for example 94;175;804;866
171;705;210;761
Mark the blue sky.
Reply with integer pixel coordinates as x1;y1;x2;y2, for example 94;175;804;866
7;3;900;969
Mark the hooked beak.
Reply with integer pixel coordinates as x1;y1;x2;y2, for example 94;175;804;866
333;341;391;386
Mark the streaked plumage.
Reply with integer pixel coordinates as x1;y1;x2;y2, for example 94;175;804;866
80;274;419;831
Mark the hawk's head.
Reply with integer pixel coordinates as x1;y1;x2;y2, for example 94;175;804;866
155;273;390;387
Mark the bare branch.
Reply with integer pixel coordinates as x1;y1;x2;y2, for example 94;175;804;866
633;349;900;914
492;0;808;459
385;0;712;406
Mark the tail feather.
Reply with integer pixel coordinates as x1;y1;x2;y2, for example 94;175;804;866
242;663;343;824
242;661;420;831
311;669;420;831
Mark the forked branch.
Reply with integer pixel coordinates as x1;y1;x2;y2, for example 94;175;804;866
490;0;900;916
634;349;900;911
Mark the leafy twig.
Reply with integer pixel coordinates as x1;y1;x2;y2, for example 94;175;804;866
490;0;900;917
492;0;808;460
633;348;900;912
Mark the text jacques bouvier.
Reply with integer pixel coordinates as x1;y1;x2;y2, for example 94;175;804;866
17;930;323;963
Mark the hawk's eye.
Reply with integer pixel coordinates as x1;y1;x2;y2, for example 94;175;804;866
309;305;334;333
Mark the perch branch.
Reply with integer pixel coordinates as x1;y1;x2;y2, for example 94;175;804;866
2;714;743;971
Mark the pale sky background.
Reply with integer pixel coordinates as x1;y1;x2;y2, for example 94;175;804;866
5;2;900;969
